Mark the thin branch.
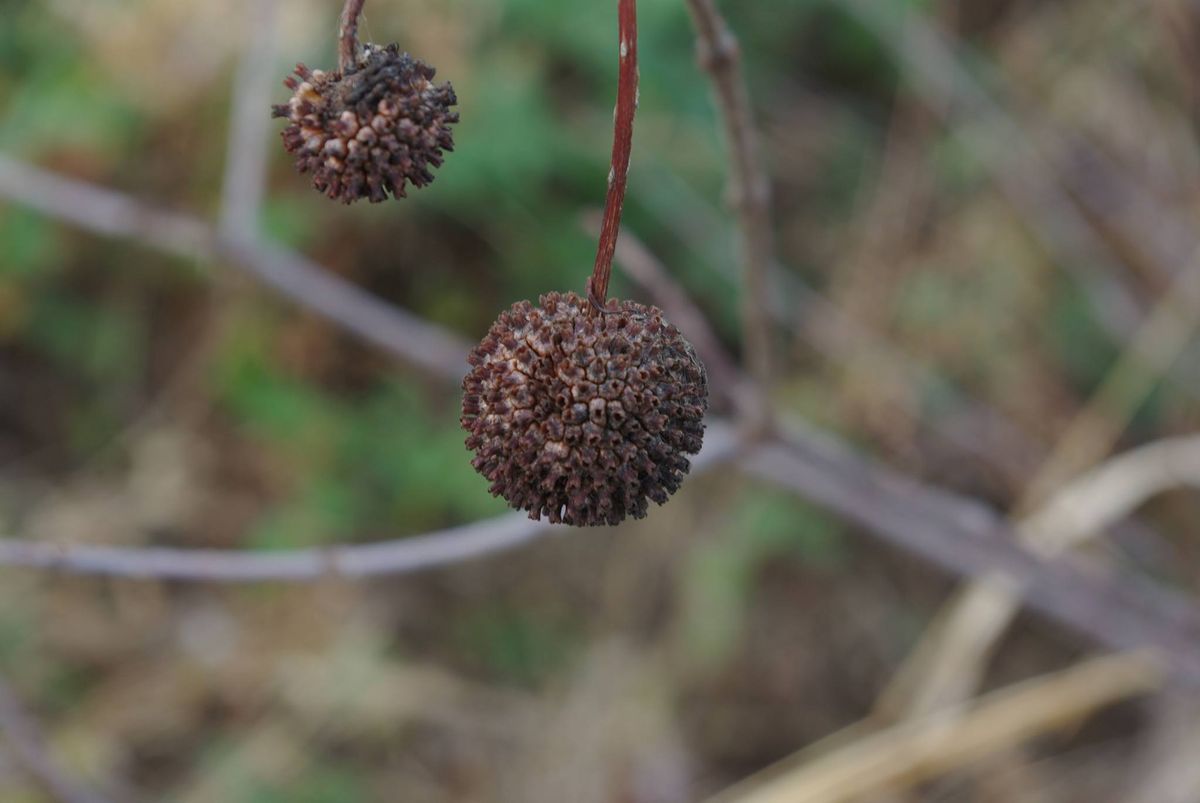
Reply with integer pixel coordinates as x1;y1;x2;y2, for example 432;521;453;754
587;0;638;309
0;423;739;582
0;677;112;803
219;0;279;240
0;514;548;582
682;0;775;430
338;0;367;73
0;155;471;381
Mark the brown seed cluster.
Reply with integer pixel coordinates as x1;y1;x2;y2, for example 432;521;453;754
272;44;458;203
462;292;708;526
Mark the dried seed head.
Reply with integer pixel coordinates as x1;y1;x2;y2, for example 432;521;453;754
271;44;458;203
462;292;708;526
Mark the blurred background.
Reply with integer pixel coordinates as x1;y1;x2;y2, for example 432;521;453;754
2;0;1200;800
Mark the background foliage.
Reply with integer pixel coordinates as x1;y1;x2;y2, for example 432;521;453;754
2;0;1199;800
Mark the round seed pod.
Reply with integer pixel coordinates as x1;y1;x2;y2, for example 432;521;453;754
271;43;457;203
462;292;708;526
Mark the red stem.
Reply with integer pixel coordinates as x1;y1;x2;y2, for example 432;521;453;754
587;0;638;311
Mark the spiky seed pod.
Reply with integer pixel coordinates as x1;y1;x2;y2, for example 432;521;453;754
462;292;708;526
271;43;458;203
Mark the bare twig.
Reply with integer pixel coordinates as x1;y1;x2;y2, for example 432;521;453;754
714;651;1161;803
0;514;549;582
0;155;470;380
683;0;775;429
0;677;112;803
219;0;279;240
587;0;638;309
0;423;739;582
337;0;367;73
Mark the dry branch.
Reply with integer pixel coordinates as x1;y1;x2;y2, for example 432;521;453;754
682;0;775;429
0;155;470;380
337;0;368;73
0;424;738;581
5;155;1200;687
219;0;279;240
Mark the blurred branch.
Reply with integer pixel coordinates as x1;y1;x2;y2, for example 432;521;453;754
0;154;470;381
0;677;112;803
1024;433;1200;579
0;514;550;582
682;0;775;432
878;430;1200;721
714;651;1161;803
219;0;279;240
0;423;739;582
750;423;1200;686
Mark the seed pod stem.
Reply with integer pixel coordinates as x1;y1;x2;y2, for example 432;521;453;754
587;0;639;312
338;0;368;73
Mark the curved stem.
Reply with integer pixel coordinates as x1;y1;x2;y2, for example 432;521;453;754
338;0;367;73
587;0;638;310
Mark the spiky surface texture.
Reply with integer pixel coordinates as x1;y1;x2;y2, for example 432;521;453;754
271;44;457;203
462;292;708;526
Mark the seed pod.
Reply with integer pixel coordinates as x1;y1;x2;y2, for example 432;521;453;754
462;292;708;526
271;44;458;203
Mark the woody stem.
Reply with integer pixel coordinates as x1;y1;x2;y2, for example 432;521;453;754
338;0;367;73
587;0;638;310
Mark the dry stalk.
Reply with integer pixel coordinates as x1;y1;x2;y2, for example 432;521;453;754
337;0;367;73
713;651;1162;803
682;0;775;434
